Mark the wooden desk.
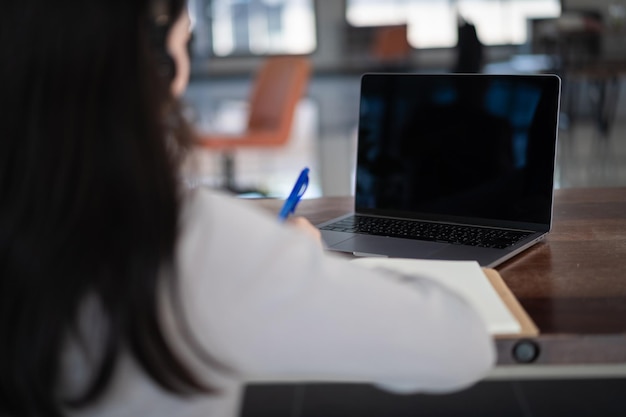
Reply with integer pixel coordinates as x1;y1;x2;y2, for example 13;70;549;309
253;187;626;365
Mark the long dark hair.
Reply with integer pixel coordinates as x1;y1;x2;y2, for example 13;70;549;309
0;1;214;415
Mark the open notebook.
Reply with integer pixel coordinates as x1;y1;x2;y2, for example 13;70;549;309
351;258;538;337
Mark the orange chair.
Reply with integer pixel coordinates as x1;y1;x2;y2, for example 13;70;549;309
370;25;412;70
195;55;312;194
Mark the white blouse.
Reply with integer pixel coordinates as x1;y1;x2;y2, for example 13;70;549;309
64;188;495;417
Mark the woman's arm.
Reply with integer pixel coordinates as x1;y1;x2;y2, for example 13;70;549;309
174;189;495;393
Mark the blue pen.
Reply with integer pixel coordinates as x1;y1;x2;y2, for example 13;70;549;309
278;167;310;221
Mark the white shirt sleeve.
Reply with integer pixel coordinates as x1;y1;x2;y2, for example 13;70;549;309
175;188;495;394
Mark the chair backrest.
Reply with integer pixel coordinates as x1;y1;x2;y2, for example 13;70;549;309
370;25;411;63
246;55;311;145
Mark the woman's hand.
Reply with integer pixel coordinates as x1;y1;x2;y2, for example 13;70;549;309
288;216;322;246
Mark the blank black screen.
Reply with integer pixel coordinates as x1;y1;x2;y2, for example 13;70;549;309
355;74;560;228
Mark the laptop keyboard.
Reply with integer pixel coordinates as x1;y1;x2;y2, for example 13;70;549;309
320;215;532;249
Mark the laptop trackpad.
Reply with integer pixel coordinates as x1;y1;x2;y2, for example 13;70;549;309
332;235;447;259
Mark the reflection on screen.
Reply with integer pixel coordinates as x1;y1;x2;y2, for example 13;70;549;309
355;74;560;227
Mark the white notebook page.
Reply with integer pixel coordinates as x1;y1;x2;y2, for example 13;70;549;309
351;258;521;335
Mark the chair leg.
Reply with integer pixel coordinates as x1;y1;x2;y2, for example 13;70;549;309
220;152;268;197
221;152;236;191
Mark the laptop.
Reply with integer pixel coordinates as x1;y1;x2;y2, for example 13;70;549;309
318;73;561;267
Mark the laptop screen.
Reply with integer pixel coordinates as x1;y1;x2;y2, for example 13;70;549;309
355;73;560;229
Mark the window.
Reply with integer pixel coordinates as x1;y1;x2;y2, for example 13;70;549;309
204;0;317;56
346;0;561;49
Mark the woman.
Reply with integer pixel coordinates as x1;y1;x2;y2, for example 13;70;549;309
0;1;495;416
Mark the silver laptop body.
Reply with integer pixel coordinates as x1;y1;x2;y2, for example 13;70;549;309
318;73;561;267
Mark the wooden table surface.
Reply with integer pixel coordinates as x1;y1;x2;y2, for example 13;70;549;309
251;187;626;365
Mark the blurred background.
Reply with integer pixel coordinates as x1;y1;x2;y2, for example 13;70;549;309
182;0;626;198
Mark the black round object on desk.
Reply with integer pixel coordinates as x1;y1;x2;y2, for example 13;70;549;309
513;339;540;363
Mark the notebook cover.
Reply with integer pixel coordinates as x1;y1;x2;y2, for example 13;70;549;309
483;268;539;338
